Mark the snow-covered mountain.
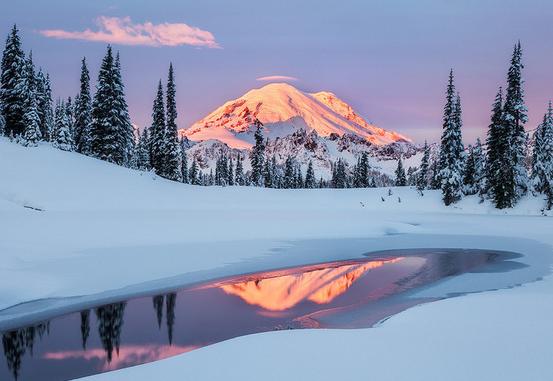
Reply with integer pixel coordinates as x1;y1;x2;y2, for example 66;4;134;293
180;83;419;178
182;83;409;148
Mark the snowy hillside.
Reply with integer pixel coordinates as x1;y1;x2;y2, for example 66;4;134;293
1;138;553;381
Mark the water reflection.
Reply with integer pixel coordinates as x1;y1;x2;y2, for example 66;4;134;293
2;322;49;380
95;303;126;363
0;250;509;381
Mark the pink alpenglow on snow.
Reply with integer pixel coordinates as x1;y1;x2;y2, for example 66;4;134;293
40;16;220;48
181;82;410;149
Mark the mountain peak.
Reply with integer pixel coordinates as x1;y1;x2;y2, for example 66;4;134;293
182;83;410;149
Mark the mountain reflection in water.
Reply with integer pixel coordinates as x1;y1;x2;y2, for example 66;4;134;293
1;250;504;381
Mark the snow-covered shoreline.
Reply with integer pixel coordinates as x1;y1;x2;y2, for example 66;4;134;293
2;138;553;380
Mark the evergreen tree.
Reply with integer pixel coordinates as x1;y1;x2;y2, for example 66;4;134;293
113;52;134;165
263;157;272;188
21;53;41;146
472;138;486;196
438;70;464;205
189;157;200;185
161;63;182;181
283;156;295;188
1;25;26;136
250;119;265;186
485;87;509;206
353;152;370;187
35;70;53;141
0;112;5;135
417;141;430;191
227;156;234;185
270;156;280;188
181;143;189;183
65;96;74;141
134;128;151;171
503;42;529;203
74;57;92;154
90;46;128;165
532;113;546;193
150;80;166;174
305;160;316;188
463;144;477;195
295;164;304;188
332;159;348;188
395;157;407;186
53;99;73;151
235;154;245;185
532;102;553;208
429;156;441;190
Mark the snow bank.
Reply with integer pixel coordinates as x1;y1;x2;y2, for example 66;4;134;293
1;138;553;380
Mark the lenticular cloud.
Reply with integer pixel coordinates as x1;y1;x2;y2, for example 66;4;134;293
40;16;219;48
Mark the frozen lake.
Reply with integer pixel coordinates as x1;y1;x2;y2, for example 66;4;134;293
0;249;527;380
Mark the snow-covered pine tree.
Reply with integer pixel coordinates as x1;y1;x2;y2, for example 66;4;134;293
539;103;553;209
532;113;545;193
74;57;92;154
149;80;166;175
438;70;464;205
161;63;182;181
0;112;5;135
407;166;417;186
472;138;486;196
91;46;126;164
270;156;279;188
42;73;54;141
353;152;369;188
181;142;189;183
21;52;41;146
417;141;430;191
65;96;74;143
227;156;234;186
305;160;316;188
394;157;407;186
1;25;26;137
235;154;245;185
189;157;200;185
263;157;272;188
485;87;509;206
113;52;134;166
463;144;477;195
35;69;53;141
332;159;347;188
134;128;151;171
295;164;304;188
283;156;295;189
503;42;529;204
429;156;440;190
532;102;553;208
250;119;265;186
53;99;73;151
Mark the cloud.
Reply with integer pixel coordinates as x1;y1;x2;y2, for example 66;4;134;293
256;75;298;82
40;16;219;48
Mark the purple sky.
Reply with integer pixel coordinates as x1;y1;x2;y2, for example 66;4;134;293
2;0;553;143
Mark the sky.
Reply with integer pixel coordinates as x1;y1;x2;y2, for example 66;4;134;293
2;0;553;143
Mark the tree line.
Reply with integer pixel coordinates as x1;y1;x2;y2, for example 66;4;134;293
404;42;552;210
